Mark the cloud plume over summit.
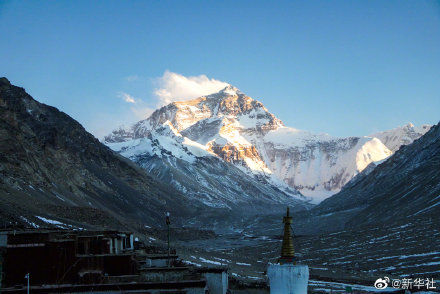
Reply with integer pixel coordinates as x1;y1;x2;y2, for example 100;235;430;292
153;71;229;106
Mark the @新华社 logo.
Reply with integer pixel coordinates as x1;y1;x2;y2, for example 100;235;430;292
374;277;390;289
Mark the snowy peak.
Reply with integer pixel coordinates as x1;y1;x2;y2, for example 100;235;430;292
315;122;440;226
104;86;284;144
169;85;284;131
105;87;430;204
353;137;392;172
219;85;242;96
104;125;134;143
370;123;432;152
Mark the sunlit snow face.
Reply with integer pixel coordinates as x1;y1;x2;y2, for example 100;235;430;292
105;85;427;204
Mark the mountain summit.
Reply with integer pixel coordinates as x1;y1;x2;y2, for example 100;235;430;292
105;87;430;203
105;85;282;143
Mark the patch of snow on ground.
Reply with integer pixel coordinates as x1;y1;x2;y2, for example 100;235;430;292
20;216;39;228
184;260;202;267
199;257;222;265
36;216;64;225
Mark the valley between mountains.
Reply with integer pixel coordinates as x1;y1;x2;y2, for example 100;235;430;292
1;78;439;287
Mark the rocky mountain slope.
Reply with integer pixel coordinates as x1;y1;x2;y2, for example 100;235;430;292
105;86;428;203
0;77;202;230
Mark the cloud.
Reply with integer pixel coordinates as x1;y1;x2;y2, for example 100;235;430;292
91;71;228;139
118;92;136;104
124;75;140;82
153;71;229;106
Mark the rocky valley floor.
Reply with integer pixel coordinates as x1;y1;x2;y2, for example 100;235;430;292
146;216;440;293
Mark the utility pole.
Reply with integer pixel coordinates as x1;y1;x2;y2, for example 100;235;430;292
25;273;30;294
166;212;171;267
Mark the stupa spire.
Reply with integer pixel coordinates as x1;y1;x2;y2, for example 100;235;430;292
279;207;295;264
267;207;309;294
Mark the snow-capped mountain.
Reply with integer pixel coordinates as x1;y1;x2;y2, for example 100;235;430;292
107;116;308;209
370;123;431;152
312;121;440;230
105;85;428;203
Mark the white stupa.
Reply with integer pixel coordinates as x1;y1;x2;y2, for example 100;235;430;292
267;208;309;294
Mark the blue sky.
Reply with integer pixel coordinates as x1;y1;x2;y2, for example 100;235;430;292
1;0;439;138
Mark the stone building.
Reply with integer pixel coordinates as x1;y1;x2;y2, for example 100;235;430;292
0;229;229;293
